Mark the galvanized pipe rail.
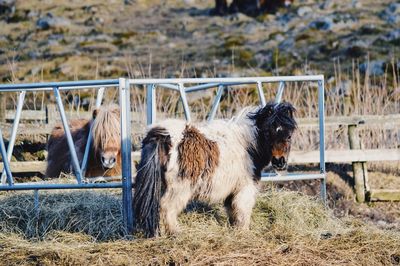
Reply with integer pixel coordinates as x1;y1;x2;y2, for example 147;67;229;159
0;75;326;234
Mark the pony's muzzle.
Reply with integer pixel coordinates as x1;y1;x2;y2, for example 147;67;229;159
272;156;287;170
101;155;116;169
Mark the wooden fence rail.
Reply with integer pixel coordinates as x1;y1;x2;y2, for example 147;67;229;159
2;148;398;173
1;107;399;202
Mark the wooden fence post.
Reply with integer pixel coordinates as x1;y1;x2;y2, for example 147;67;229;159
348;124;368;202
46;104;57;125
0;93;5;122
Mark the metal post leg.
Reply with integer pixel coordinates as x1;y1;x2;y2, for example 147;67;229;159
256;81;266;106
318;80;327;205
81;87;105;177
178;83;191;122
34;189;39;217
0;128;13;186
53;87;83;183
119;78;133;234
275;82;285;104
1;91;25;185
146;84;156;125
207;85;224;122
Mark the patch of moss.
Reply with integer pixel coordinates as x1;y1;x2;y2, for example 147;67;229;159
223;35;246;49
295;32;311;42
237;49;255;66
113;31;138;39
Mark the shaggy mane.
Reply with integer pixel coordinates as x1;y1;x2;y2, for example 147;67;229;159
92;104;121;152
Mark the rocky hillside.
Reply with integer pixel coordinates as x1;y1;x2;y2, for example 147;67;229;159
0;0;399;82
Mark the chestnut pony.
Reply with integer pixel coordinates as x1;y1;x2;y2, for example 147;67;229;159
133;102;297;237
46;104;121;178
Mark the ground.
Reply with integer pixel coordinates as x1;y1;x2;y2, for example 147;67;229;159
0;0;399;82
0;181;399;265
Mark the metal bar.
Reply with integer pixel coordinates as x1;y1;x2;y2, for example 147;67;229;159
95;87;105;107
146;84;156;125
207;85;224;122
34;189;39;216
261;173;325;182
1;91;25;185
53;87;83;183
157;83;179;91
0;79;119;91
127;75;324;85
119;78;133;234
0;182;124;191
275;82;285;104
185;82;253;93
0;128;12;186
178;83;191;122
81;87;105;176
256;81;266;106
0;76;323;92
186;83;220;93
318;80;327;204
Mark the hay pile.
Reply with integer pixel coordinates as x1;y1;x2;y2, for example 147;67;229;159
0;189;399;265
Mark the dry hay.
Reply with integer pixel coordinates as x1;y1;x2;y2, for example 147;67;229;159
0;189;399;265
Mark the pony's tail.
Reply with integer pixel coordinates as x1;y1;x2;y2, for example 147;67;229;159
133;127;171;238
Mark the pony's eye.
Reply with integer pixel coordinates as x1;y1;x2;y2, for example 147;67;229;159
287;136;292;141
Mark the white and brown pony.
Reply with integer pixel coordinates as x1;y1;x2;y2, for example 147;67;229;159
133;102;297;237
46;104;121;178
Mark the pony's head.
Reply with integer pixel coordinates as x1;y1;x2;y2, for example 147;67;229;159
91;104;121;169
250;101;297;171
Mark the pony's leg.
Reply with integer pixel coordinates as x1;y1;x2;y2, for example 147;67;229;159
229;183;258;230
160;181;192;235
224;193;235;226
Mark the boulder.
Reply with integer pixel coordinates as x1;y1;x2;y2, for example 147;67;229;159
384;29;400;44
346;40;368;58
380;3;400;24
0;0;15;18
359;60;386;76
309;17;333;31
36;13;72;31
297;6;312;17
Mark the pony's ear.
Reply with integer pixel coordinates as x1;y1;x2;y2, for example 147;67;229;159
92;108;99;119
260;103;275;118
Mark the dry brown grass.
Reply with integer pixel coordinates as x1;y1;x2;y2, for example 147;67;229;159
0;189;399;265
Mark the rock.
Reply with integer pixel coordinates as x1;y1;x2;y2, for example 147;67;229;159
333;80;352;97
27;51;39;59
29;66;41;76
0;0;15;18
273;33;285;43
36;13;72;31
183;0;195;5
309;17;333;31
346;40;368;58
359;60;386;76
351;0;362;9
86;34;114;43
27;10;39;19
297;6;312;17
320;232;333;239
279;37;295;50
380;3;400;24
359;24;381;35
242;22;259;34
321;0;334;10
383;29;400;44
